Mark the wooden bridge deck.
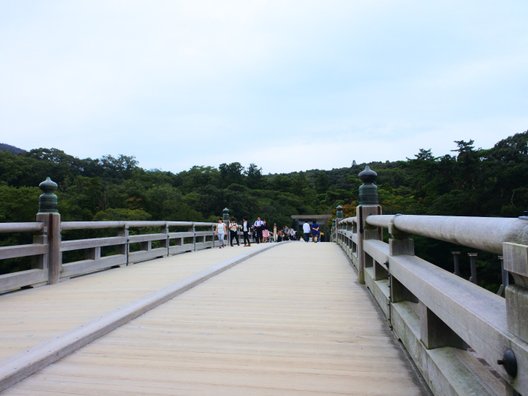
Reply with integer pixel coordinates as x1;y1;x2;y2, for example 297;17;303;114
1;242;427;395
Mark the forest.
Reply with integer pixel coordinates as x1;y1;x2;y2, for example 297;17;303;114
1;131;527;224
0;131;527;289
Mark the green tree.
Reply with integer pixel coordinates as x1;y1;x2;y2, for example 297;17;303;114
246;163;263;189
93;208;151;221
0;185;40;221
219;162;244;187
144;184;200;220
98;154;139;180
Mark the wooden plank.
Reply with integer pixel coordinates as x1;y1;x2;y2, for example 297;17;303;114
61;237;127;251
0;244;47;260
61;255;127;278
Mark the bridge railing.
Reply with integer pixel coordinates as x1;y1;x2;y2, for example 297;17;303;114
61;220;216;278
0;219;216;295
336;211;528;396
0;222;48;294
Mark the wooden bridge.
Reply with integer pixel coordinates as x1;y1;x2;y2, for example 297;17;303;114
1;172;527;395
0;242;427;395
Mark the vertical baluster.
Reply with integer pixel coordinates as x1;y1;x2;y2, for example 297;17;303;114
497;255;508;296
468;252;478;284
451;251;461;276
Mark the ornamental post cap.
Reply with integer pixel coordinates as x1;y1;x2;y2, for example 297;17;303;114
38;177;59;213
222;207;230;221
358;165;377;184
39;177;58;192
358;166;379;205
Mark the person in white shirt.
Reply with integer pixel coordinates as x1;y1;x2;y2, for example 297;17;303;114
253;216;264;243
302;221;311;242
229;218;240;247
215;218;226;248
242;217;251;246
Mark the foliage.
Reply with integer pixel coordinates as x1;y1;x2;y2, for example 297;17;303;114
1;132;527;224
0;185;41;221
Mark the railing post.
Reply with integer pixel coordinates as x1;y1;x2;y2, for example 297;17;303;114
124;223;130;265
388;215;414;256
334;205;343;242
192;223;197;252
468;252;478;284
36;177;61;285
497;255;508;296
117;223;129;266
418;303;467;350
356;166;382;284
165;223;170;256
502;240;528;394
451;251;461;276
503;241;528;344
387;214;417;329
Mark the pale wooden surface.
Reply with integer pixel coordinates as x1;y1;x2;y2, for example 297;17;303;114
3;243;427;395
0;244;271;361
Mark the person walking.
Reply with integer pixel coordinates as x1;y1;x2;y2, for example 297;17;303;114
253;216;264;243
311;220;320;243
215;218;226;248
229;218;240;247
302;221;311;242
262;220;269;242
242;217;251;247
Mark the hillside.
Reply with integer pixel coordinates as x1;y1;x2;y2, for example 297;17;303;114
0;143;26;155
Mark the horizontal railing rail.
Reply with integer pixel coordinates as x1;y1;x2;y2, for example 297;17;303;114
366;214;528;254
0;223;44;233
335;211;528;396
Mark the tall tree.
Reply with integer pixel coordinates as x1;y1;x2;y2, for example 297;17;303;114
219;162;244;187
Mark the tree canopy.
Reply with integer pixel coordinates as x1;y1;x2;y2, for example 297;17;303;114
0;131;527;227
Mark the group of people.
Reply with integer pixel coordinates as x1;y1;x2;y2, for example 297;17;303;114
302;220;321;242
214;217;252;248
214;217;321;248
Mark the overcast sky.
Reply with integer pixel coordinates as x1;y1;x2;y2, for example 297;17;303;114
1;1;527;174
